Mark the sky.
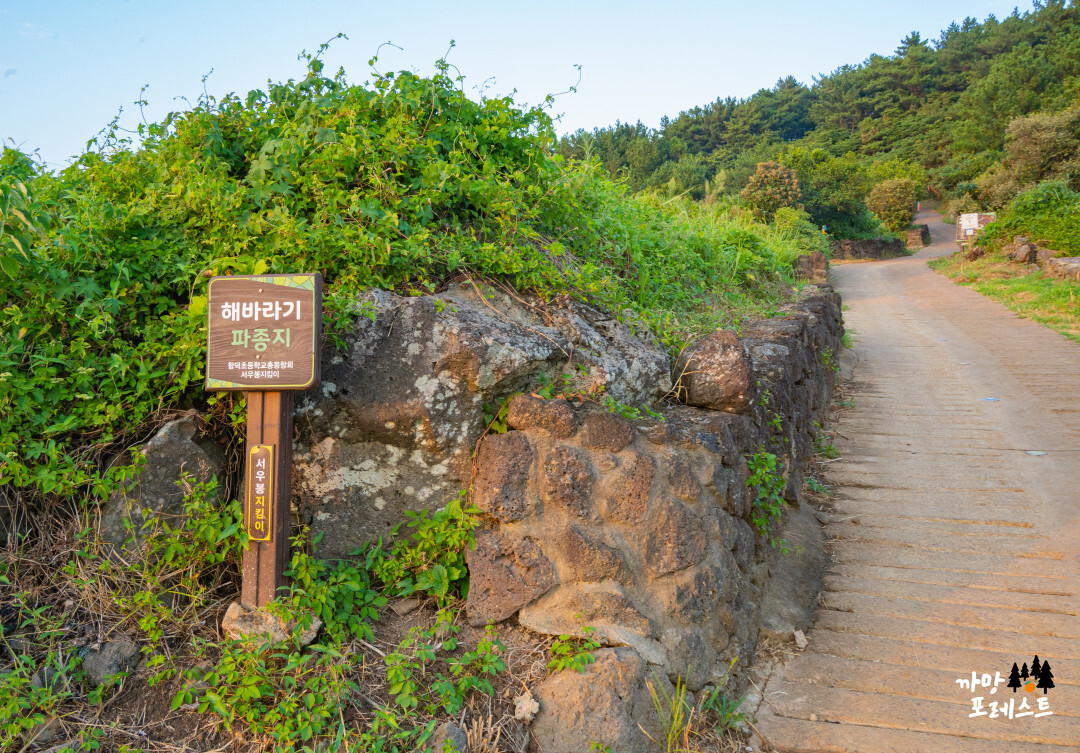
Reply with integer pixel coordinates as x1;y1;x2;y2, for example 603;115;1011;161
1;0;1030;169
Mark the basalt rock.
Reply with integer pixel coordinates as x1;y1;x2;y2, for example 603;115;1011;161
674;330;756;413
293;284;670;559
82;638;141;687
1046;257;1080;282
530;648;669;753
506;395;577;438
99;415;225;553
830;238;906;260
1011;242;1038;264
796;250;827;282
464;530;556;625
465;285;843;708
906;224;930;250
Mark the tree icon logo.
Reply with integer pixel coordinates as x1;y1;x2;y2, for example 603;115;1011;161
1008;655;1055;694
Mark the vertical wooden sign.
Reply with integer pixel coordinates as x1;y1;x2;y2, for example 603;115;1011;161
205;274;321;609
246;445;274;541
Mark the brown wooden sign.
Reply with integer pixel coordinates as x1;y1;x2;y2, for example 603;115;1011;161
246;444;275;542
205;274;322;391
202;272;322;612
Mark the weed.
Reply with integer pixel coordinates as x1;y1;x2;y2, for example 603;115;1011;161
547;626;601;675
813;424;840;459
757;385;783;434
482;399;512;435
700;687;747;734
819;348;839;373
842;331;853;349
645;674;695;753
805;476;832;496
369;491;480;607
747;449;789;553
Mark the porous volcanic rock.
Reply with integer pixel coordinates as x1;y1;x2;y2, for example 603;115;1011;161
82;638;141;687
599;450;654;524
540;446;595;519
506;395;577;438
99;415;224;552
1047;257;1080;282
1011;242;1037;263
674;330;756;413
472;432;535;523
464;529;556;626
463;283;843;703
293;285;671;558
530;647;669;753
578;411;636;452
796;251;827;282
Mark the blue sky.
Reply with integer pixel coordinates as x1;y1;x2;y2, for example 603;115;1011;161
1;1;1028;169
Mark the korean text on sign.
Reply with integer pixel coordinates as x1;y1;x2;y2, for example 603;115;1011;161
246;445;274;542
220;300;303;322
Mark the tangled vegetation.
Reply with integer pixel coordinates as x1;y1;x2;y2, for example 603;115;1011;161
0;46;828;523
978;181;1080;256
0;40;829;752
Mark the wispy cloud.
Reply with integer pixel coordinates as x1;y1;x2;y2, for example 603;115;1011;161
17;22;57;42
2;69;16;79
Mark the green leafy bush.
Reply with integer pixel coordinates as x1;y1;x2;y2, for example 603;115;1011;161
980;181;1080;255
0;49;811;521
369;491;479;605
547;626;601;674
740;161;801;221
866;179;917;232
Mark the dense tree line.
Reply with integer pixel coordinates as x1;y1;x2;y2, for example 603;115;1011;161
558;0;1080;236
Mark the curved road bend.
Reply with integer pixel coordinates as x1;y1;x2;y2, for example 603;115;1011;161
755;210;1080;752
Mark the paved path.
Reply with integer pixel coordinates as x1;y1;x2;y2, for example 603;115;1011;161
755;211;1080;752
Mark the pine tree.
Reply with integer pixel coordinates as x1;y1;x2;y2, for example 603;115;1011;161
1031;655;1042;680
1021;663;1029;681
1008;663;1022;692
1038;661;1055;694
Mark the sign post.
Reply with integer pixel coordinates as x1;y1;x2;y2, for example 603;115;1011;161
205;273;322;609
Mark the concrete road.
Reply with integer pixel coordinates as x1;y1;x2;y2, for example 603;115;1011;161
755;211;1080;752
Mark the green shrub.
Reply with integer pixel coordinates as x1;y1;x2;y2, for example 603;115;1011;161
548;626;601;675
0;49;812;519
980;180;1080;255
740;161;801;221
866;178;917;232
369;491;479;606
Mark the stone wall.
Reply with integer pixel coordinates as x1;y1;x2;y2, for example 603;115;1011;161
830;237;907;260
463;286;843;751
796;251;827;282
906;224;931;250
292;282;672;559
286;280;842;752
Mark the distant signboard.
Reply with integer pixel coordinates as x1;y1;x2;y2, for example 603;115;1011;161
956;213;996;243
205;274;322;391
